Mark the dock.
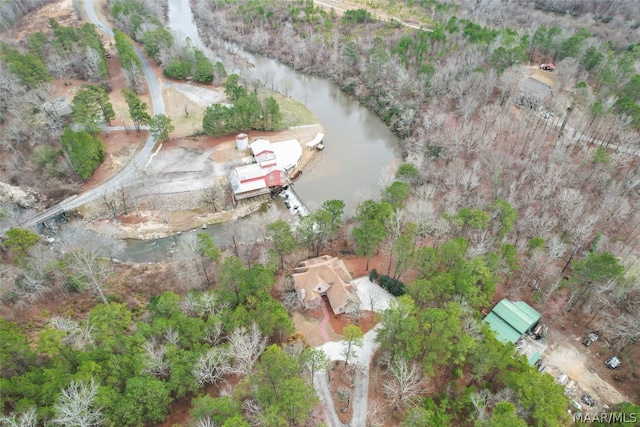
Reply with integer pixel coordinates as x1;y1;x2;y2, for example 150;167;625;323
305;132;325;150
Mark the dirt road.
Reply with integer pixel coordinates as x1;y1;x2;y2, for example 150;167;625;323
11;0;165;231
543;341;629;406
313;0;427;29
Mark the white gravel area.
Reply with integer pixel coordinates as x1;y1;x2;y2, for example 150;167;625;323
317;325;381;363
353;276;394;313
166;82;226;107
313;278;395;427
315;278;394;361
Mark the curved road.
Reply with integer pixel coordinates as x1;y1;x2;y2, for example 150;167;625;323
10;0;164;231
315;325;382;427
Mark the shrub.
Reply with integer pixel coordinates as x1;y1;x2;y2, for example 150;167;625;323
163;60;191;80
60;127;106;179
378;275;406;296
369;268;379;282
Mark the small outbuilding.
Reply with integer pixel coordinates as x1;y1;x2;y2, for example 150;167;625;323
236;133;249;150
483;298;542;344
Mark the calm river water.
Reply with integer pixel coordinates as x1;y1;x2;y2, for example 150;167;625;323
123;0;401;262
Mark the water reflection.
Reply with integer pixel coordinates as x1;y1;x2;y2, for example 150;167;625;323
122;0;402;263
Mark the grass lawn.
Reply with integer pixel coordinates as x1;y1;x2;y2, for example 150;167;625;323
259;89;318;128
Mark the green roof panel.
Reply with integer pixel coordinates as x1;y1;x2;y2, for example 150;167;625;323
483;312;522;344
528;351;542;366
491;299;541;334
484;299;542;344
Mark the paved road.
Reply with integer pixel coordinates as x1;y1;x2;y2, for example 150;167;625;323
315;326;381;427
350;327;381;427
313;370;346;427
9;0;165;231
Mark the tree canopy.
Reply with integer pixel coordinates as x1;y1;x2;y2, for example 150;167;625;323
149;114;175;141
122;89;151;131
60;127;106;179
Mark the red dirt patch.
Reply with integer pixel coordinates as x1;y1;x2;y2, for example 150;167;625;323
80;130;148;192
341;253;389;279
328;361;356;425
327;308;378;336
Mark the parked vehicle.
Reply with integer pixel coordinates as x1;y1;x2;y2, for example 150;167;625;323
604;356;621;369
582;332;599;347
581;393;596;407
539;63;556;71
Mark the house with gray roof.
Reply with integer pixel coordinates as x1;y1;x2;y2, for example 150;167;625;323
516;77;553;111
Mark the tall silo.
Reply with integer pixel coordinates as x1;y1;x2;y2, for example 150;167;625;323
236;133;248;150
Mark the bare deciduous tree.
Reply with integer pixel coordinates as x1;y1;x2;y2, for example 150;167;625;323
382;358;425;412
201;183;228;213
123;61;145;94
282;290;302;313
49;316;95;350
228;323;266;376
52;378;102;427
0;407;38;427
192;347;232;392
103;193;118;219
603;309;640;351
64;248;112;305
242;399;265;426
470;389;491;421
59;222;124;304
142;338;170;378
84;47;102;82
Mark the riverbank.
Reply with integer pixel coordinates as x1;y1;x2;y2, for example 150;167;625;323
88;124;324;240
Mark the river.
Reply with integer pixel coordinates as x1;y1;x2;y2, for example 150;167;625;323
123;0;402;263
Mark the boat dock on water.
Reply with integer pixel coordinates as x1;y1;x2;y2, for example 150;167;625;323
305;132;325;151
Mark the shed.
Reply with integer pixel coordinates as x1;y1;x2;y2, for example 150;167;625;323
484;299;541;344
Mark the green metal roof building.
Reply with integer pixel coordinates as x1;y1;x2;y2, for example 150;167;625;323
483;299;542;344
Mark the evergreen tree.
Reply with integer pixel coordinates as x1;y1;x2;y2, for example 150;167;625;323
60;127;106;179
122;89;151;131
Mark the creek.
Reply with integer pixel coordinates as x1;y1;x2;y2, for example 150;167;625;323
121;0;402;263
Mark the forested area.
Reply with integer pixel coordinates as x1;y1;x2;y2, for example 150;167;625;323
111;0;223;85
0;0;57;31
203;74;283;136
0;224;324;426
187;0;640;424
0;16;115;200
191;0;640;335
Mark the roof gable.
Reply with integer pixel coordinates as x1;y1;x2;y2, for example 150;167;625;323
484;312;522;344
292;256;361;312
522;77;551;98
483;299;541;344
491;299;541;334
250;139;273;157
